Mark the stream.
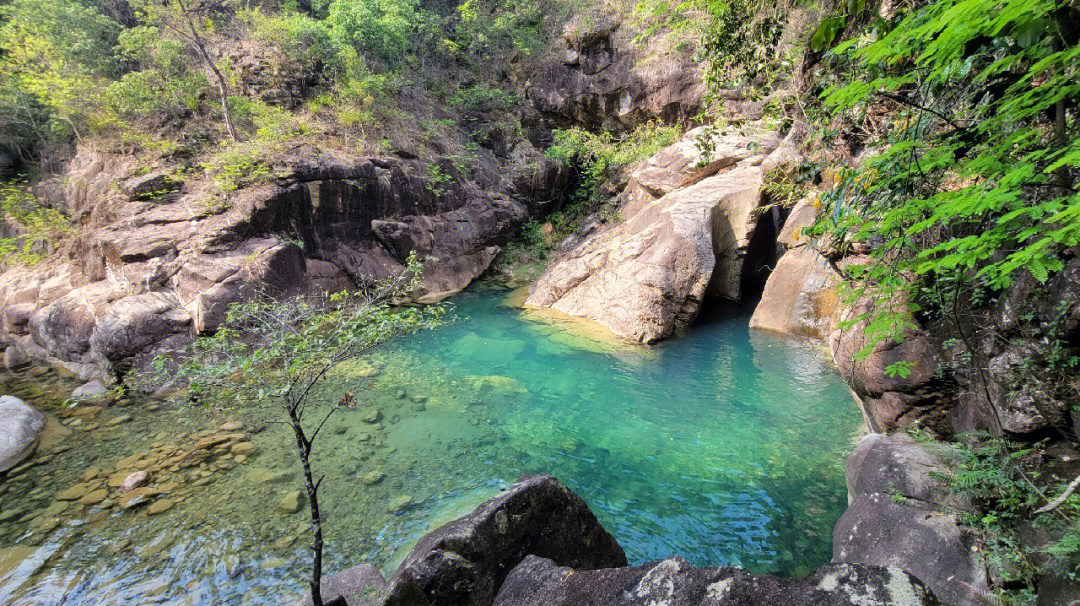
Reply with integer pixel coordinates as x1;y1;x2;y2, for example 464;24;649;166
0;283;862;605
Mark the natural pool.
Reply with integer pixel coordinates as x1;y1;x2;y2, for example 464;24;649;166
0;283;862;605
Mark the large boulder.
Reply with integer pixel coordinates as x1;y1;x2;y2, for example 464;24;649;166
834;434;988;606
525;164;768;343
493;555;938;606
828;298;951;433
302;475;626;606
749;246;843;340
0;395;45;472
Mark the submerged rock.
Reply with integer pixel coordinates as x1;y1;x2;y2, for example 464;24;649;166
0;395;45;472
494;555;937;606
279;491;304;514
119;471;149;493
71;380;108;400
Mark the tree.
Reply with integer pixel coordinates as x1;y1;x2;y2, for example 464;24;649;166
130;0;241;141
138;252;447;606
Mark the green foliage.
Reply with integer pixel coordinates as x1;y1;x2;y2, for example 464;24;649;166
449;84;517;114
696;0;791;97
882;360;916;379
326;0;422;62
934;432;1080;599
448;0;546;63
142;251;446;406
499;122;683;269
108;28;208;118
806;0;1080;361
0;180;71;266
546;121;681;211
0;0;120;153
424;163;453;195
203;144;272;193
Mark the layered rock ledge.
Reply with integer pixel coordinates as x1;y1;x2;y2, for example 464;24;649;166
304;475;938;606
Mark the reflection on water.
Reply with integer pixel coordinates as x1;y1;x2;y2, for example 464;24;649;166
0;282;862;605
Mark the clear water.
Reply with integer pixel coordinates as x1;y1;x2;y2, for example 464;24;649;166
0;283;862;605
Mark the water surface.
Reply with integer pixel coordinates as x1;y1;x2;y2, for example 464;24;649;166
0;283;861;605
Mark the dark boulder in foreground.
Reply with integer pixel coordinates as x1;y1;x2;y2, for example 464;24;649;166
302;474;939;606
302;474;626;606
494;555;938;606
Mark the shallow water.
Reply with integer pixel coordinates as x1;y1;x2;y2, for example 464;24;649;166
0;283;862;605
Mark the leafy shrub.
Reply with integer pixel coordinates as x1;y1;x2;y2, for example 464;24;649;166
326;0;421;62
203;145;272;193
449;84;517;113
0;180;71;266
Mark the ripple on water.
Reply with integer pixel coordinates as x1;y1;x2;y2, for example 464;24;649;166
0;282;862;605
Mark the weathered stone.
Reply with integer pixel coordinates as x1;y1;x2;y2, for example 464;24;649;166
0;395;45;472
845;433;966;509
749;247;842;340
494;555;937;606
361;470;385;486
298;563;387;606
71;380;108;401
526;165;766;343
777;198;818;249
231;442;257;456
833;494;986;606
119;471;149;493
279;491;304;513
146;499;175;515
220;421;244;431
117;486;161;509
79;489;108;505
55;483;92;501
377;474;626;606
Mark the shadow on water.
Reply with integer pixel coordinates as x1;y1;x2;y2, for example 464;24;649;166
0;281;862;605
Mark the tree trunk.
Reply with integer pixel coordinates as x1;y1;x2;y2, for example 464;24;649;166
287;401;324;606
176;0;239;142
192;37;240;142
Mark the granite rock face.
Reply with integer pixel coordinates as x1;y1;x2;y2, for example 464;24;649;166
834;434;988;606
525;124;790;343
494;555;938;606
749;246;843;340
527;16;704;133
301;475;626;606
0;145;536;376
0;395;45;472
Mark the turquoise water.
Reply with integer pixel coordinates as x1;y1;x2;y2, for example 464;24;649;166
0;283;861;605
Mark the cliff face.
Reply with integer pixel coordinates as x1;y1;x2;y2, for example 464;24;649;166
0;6;704;379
